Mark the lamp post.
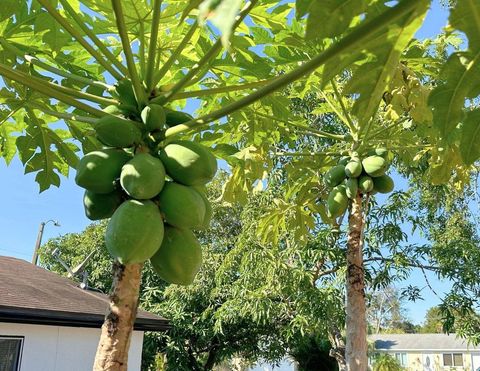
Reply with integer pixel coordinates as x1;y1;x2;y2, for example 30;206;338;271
32;219;60;265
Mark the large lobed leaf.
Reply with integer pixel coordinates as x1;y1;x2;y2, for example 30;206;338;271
428;0;480;165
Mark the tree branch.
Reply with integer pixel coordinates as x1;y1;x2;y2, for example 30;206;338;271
0;38;113;90
152;22;199;88
0;63;115;106
111;0;148;107
163;0;422;138
168;78;275;100
28;103;98;125
145;0;162;91
58;0;129;76
35;0;123;80
364;257;440;272
0;64;105;117
158;0;259;105
331;79;356;134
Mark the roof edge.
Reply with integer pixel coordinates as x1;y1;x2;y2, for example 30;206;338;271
0;306;170;332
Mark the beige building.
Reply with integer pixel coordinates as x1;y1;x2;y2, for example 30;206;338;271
370;333;480;371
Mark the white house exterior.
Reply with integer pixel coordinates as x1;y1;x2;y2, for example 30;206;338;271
0;256;169;371
0;322;144;371
370;333;480;371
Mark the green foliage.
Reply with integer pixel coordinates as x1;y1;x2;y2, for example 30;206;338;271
418;306;444;333
428;0;480;168
372;353;403;371
2;0;473;195
290;335;338;371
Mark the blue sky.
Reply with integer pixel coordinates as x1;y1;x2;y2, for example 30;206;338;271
0;1;458;326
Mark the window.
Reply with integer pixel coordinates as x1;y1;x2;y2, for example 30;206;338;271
0;337;23;371
443;353;464;367
394;352;407;367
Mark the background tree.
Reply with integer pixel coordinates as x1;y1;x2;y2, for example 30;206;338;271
418;307;443;334
366;286;415;334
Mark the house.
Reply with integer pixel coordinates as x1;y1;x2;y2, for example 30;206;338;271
0;256;169;371
370;333;480;370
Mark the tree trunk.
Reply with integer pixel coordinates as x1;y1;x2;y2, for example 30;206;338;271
328;325;347;371
93;262;143;371
345;194;367;371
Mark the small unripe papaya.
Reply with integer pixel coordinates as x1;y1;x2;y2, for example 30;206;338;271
367;147;389;158
358;175;374;193
105;200;164;264
362;155;388;177
159;141;217;186
345;161;362;178
192;187;212;230
120;153;166;200
75;149;131;194
114;78;137;107
95;115;142;148
325;165;346;187
163;107;194;127
83;190;123;220
338;156;350;166
150;226;202;285
345;178;358;199
373;174;395;194
158;182;206;228
327;185;348;217
141;105;166;132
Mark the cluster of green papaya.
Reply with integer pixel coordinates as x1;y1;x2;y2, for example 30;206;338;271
74;79;216;285
324;148;394;218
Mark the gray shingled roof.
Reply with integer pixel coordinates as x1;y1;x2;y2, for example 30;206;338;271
0;255;169;331
369;334;480;351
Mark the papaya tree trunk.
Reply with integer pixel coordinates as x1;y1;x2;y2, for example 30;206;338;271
345;194;367;370
93;261;143;371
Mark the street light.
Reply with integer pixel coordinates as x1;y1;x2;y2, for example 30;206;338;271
32;219;60;265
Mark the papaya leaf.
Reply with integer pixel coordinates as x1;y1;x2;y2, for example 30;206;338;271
304;0;368;41
16;114;79;192
428;0;480;144
199;0;244;47
460;110;480;165
345;1;429;130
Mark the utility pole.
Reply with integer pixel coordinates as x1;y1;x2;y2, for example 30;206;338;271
32;219;60;265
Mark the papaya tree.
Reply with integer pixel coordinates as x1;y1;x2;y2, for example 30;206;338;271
1;0;479;370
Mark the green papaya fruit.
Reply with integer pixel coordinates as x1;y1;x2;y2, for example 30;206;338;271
83;190;123;220
158;182;206;228
367;147;389;158
192;187;212;230
105;200;164;264
103;104;138;117
159;141;217;186
120;153;166;200
150;226;202;285
164;107;194;127
345;161;362;178
327;185;348;217
362;155;387;177
372;174;394;194
103;105;123;115
358;175;374;193
325;165;346;187
75;149;131;193
338;156;350;166
141;105;166;132
114;78;137;108
345;178;358;199
95;115;142;148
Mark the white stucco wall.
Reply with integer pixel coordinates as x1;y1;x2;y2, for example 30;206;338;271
0;322;144;371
